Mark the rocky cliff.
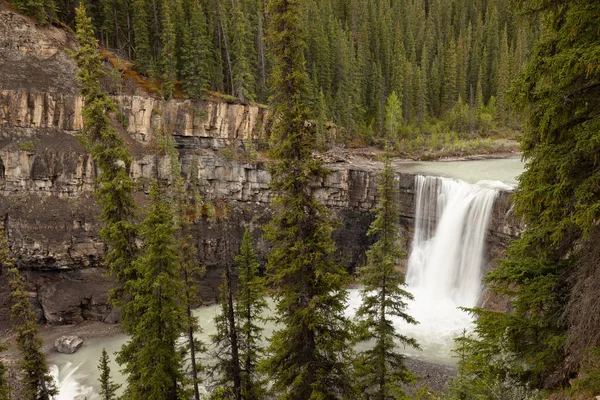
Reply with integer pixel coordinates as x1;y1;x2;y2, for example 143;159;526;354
0;6;521;326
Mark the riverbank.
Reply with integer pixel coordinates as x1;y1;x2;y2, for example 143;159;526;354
1;319;456;397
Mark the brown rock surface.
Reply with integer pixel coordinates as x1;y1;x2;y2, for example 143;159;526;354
0;6;521;326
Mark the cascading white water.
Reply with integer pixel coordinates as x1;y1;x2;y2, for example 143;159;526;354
50;173;508;393
371;174;501;363
407;175;499;307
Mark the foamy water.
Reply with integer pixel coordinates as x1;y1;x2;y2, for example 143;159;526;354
49;172;507;397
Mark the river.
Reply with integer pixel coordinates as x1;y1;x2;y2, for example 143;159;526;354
48;156;524;399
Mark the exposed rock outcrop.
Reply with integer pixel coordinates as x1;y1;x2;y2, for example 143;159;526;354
54;335;83;354
0;5;522;326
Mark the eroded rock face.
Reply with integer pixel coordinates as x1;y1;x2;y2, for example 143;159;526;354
0;5;522;326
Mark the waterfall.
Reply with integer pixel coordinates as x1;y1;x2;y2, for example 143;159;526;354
407;175;499;308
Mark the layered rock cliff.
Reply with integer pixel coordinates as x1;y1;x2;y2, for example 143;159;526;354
0;6;521;326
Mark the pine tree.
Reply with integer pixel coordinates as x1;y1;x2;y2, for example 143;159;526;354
384;91;402;143
181;0;211;98
132;0;153;74
236;229;267;400
159;0;177;98
161;125;206;400
230;0;256;103
72;3;139;327
469;0;600;389
354;155;418;400
98;348;121;400
117;182;188;400
211;267;241;400
262;0;355;398
1;227;57;400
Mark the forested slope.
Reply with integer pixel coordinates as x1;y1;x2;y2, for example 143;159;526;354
10;0;535;149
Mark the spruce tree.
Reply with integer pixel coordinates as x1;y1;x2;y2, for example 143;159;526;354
354;153;419;399
384;91;402;143
72;3;139;321
230;0;255;103
1;227;57;400
262;0;355;398
98;348;120;400
236;229;267;400
211;267;242;400
161;126;206;400
132;0;153;74
159;0;177;98
469;0;600;388
181;0;211;98
210;229;266;400
117;182;188;400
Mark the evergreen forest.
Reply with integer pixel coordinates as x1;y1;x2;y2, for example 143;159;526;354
12;0;535;152
1;0;600;399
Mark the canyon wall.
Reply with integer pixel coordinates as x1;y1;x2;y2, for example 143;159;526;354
0;6;521;326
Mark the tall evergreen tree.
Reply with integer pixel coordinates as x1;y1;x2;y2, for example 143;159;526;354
211;266;242;400
132;0;153;74
98;348;121;400
181;0;211;98
1;227;57;400
262;0;355;398
354;155;418;400
469;0;600;389
117;182;188;400
384;91;402;142
72;2;139;321
159;0;177;98
230;0;256;102
236;229;267;400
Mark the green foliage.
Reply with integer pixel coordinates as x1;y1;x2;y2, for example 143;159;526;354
159;0;177;99
24;0;530;146
466;0;600;390
181;0;211;98
72;3;139;319
98;348;120;400
235;229;267;400
229;0;255;103
1;227;57;400
18;141;35;152
384;91;402;142
211;269;241;399
568;347;600;397
117;182;188;400
445;330;541;400
261;0;355;398
353;155;418;399
10;0;55;25
131;0;153;74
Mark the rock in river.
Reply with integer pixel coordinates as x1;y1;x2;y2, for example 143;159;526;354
55;335;83;354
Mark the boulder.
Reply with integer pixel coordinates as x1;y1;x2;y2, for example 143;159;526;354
54;335;83;354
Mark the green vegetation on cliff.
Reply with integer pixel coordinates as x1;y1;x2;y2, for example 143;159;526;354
11;0;533;152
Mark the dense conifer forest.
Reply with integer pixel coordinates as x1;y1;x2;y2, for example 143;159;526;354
11;0;535;151
3;0;600;399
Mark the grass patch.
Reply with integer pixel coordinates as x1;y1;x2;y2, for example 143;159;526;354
19;141;35;152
